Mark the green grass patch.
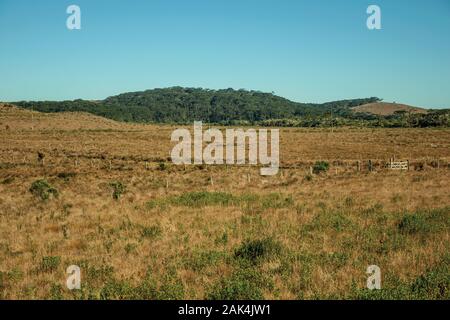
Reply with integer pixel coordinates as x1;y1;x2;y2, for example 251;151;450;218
40;256;61;273
184;250;226;271
207;267;272;300
146;191;294;210
140;225;162;240
398;208;449;235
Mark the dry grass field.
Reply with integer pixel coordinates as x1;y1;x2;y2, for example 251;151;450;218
0;104;449;299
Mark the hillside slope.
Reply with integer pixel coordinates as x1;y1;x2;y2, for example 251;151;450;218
351;102;428;116
0;103;132;131
12;87;380;124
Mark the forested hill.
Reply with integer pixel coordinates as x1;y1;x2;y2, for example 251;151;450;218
13;87;380;124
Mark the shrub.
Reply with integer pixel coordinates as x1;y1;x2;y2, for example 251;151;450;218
158;162;167;171
398;214;427;234
398;208;448;235
312;161;329;174
234;238;281;265
29;179;58;200
110;181;126;200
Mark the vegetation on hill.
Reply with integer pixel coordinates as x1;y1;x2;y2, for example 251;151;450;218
12;87;450;127
12;87;378;123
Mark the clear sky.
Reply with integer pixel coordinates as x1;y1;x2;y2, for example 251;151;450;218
0;0;449;108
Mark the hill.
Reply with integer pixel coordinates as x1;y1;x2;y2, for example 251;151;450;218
8;87;450;127
351;102;428;116
11;87;379;124
0;103;129;131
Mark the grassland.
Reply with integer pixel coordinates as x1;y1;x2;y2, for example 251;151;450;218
0;104;449;299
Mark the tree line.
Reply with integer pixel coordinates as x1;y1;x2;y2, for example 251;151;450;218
13;87;449;127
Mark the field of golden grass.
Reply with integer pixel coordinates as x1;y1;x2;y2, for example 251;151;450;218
0;104;449;299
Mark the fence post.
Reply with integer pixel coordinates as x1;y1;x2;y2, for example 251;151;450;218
368;160;373;172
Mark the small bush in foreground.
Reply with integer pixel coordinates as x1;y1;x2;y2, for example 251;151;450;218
234;238;281;265
29;179;58;200
110;181;126;200
313;161;329;174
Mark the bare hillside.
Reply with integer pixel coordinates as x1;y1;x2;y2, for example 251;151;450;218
0;103;136;131
351;102;428;116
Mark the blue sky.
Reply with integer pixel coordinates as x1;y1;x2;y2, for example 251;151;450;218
0;0;449;108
